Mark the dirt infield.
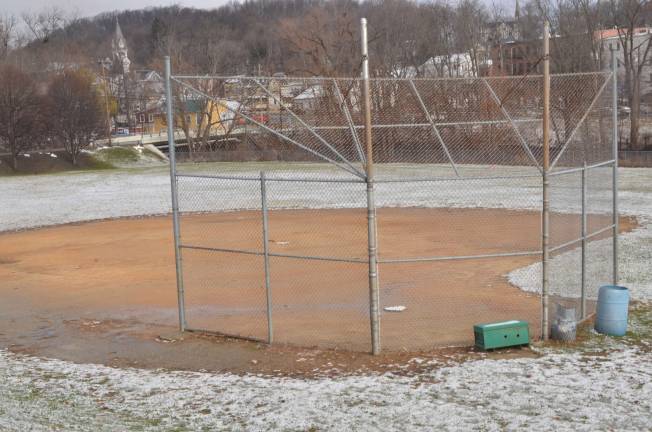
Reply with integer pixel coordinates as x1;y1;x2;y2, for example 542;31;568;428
0;208;634;365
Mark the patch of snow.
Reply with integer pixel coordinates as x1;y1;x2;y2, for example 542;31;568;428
49;153;57;158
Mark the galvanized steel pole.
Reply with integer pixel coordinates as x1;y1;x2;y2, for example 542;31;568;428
541;22;551;340
611;50;619;285
165;56;186;332
361;17;381;355
581;162;587;319
260;171;273;344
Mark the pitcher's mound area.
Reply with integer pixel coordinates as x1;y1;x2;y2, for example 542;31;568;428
0;208;630;357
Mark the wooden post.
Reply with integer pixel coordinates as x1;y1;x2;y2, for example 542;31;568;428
361;17;380;355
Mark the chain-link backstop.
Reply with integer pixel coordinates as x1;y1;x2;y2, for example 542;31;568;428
163;59;618;353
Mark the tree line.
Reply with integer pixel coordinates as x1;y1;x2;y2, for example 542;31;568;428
0;65;104;170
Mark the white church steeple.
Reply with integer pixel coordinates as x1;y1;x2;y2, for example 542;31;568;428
112;19;130;74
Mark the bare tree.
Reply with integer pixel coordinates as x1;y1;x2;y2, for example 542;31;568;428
48;70;104;165
536;0;602;72
416;2;458;77
572;0;606;70
608;0;652;150
0;14;17;61
0;65;43;170
455;0;489;77
365;0;423;77
278;2;361;77
22;6;70;43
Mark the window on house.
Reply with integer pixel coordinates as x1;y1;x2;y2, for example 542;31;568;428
139;114;145;123
148;114;154;123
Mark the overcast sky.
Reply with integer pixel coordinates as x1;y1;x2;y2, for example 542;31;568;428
3;0;232;19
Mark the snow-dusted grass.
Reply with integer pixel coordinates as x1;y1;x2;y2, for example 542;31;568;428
509;216;652;301
0;167;172;232
1;341;651;431
0;162;562;231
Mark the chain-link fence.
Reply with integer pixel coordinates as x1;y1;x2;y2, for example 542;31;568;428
163;60;618;352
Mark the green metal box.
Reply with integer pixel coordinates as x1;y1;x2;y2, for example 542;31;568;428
473;320;530;350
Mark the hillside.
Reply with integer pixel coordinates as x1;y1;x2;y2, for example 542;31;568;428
10;0;505;78
14;0;354;75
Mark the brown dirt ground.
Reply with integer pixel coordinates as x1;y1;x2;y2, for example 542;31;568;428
0;208;636;375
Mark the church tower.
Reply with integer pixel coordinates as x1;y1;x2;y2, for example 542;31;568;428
112;19;131;74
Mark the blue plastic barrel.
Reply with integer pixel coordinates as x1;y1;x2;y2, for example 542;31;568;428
595;285;630;336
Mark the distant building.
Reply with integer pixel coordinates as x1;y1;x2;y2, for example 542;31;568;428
489;39;541;76
420;52;491;78
293;85;324;111
137;99;239;136
486;0;521;46
224;76;307;113
485;0;546;76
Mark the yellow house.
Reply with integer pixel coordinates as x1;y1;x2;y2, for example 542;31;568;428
141;99;237;136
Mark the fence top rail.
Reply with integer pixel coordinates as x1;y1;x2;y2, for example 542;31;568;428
171;71;611;82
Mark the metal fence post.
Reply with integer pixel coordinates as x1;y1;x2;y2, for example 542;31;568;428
165;56;186;331
260;171;273;344
541;22;551;340
581;162;587;319
611;50;619;285
361;17;381;355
